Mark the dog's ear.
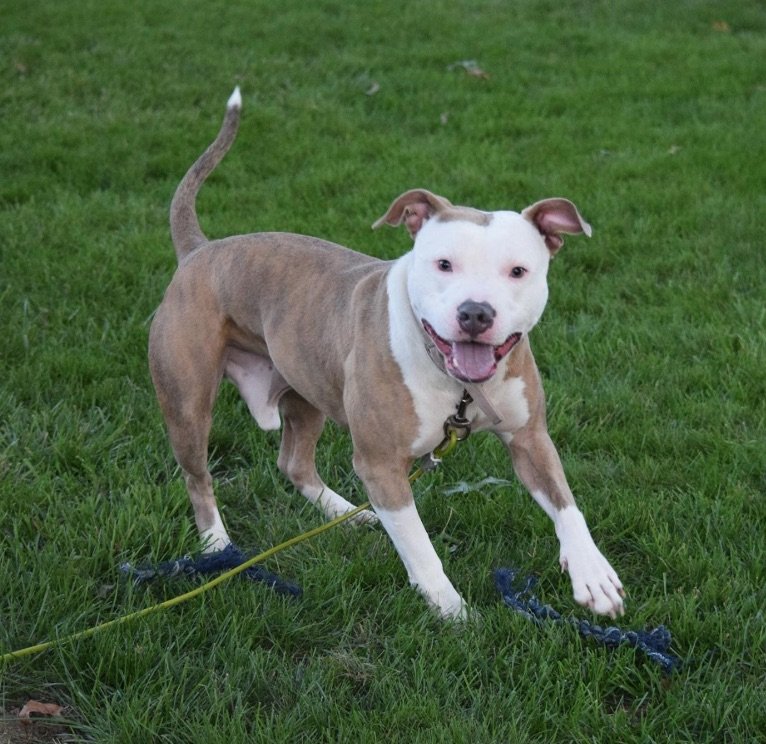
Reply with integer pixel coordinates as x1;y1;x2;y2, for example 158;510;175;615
522;198;592;254
372;189;454;238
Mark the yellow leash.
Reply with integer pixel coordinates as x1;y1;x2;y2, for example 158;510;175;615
0;430;462;665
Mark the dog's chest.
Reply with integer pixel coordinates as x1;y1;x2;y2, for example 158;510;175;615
385;255;532;455
405;373;530;456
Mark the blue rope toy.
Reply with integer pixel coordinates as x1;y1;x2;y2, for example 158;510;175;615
494;567;680;674
120;543;302;598
120;550;678;673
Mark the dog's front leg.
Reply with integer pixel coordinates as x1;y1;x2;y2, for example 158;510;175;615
502;426;626;618
353;454;467;620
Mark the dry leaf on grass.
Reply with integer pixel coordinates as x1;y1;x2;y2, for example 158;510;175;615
447;59;490;79
712;20;731;32
18;700;65;721
466;65;490;79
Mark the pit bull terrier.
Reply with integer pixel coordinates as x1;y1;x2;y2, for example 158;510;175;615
149;88;625;620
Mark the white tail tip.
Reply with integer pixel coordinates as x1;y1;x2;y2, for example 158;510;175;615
227;86;242;110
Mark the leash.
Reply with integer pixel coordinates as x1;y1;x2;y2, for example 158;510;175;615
0;401;467;665
0;502;373;664
1;389;682;674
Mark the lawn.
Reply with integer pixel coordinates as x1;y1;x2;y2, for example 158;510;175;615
1;0;765;741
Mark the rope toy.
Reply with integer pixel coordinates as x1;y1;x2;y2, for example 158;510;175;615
120;543;302;597
494;567;680;674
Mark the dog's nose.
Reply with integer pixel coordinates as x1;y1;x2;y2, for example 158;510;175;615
457;300;496;337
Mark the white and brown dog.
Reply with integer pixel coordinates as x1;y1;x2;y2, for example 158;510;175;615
149;88;625;620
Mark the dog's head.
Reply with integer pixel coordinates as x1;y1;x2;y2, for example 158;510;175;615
374;189;591;383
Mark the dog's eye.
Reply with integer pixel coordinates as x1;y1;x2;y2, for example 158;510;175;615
437;259;453;272
510;266;527;279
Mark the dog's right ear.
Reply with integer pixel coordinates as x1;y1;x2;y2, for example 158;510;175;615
372;189;454;238
521;198;592;255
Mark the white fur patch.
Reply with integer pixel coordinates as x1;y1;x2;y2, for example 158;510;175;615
227;86;242;109
200;509;231;553
375;502;466;619
531;488;558;521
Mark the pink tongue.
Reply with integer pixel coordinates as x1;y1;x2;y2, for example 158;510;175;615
450;342;496;381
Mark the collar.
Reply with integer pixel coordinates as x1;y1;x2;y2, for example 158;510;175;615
423;337;504;426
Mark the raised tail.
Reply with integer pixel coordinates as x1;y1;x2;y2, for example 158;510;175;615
169;87;243;262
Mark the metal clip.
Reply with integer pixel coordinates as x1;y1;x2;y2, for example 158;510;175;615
417;451;443;472
443;416;471;441
443;389;473;441
413;389;474;479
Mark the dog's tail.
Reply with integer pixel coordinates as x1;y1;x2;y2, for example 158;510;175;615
169;87;242;262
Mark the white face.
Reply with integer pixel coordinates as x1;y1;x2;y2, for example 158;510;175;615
406;212;551;382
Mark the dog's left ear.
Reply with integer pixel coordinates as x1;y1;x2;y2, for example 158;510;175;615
372;189;454;239
522;198;592;254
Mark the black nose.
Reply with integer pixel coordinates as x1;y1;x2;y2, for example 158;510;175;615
457;300;496;337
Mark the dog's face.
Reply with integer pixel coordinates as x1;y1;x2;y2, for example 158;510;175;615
374;190;591;383
406;213;550;382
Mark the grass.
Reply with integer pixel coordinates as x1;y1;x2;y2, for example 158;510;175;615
1;0;765;740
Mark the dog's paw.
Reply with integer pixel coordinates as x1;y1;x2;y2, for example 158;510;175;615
436;596;471;622
442;605;482;632
200;531;232;555
348;508;379;527
420;581;469;622
313;488;379;527
555;507;626;619
560;548;625;619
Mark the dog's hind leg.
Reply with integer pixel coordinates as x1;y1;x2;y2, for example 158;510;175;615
150;330;232;553
277;391;378;525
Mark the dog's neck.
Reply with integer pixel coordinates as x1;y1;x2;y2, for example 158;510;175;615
421;334;503;426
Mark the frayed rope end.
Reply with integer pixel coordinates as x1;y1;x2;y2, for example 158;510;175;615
494;567;680;674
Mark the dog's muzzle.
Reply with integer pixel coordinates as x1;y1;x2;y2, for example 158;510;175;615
422;320;522;383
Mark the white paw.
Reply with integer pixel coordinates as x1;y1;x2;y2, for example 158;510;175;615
347;508;379;527
200;532;231;554
310;487;378;526
430;590;470;621
560;547;625;618
200;512;232;554
556;507;626;619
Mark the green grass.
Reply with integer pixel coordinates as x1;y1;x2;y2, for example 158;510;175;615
1;0;765;740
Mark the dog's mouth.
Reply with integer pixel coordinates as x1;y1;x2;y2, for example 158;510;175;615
422;320;522;383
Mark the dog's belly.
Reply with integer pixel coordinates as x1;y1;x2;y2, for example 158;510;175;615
224;347;287;430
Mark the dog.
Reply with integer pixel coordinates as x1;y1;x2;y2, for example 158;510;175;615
149;88;625;620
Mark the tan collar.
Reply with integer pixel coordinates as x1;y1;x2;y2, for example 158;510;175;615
423;337;504;426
